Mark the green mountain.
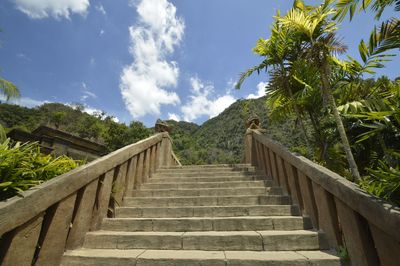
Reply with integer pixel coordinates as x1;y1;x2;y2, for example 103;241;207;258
168;96;305;165
0;97;305;164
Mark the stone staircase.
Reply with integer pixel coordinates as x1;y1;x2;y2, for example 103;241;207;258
61;164;341;265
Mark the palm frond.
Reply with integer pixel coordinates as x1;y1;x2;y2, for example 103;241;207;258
0;78;20;100
235;61;268;90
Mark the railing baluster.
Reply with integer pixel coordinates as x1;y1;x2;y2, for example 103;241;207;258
369;223;400;266
312;182;341;248
90;170;114;231
0;213;44;266
297;171;319;228
135;152;145;189
283;162;302;208
35;193;77;265
335;198;380;266
66;179;98;250
112;162;128;207
263;146;273;179
143;149;151;182
276;155;290;194
150;145;156;177
268;150;279;184
125;157;138;195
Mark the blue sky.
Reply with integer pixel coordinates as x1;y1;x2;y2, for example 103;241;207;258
0;0;398;126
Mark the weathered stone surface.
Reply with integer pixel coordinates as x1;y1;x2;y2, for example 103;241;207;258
182;231;263;251
116;205;299;218
1;214;43;266
35;193;77;266
260;230;321;251
66;179;98;250
59;164;341;265
225;250;308;266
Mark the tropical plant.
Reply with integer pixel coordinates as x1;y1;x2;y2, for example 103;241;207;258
275;0;364;181
0;77;20;100
0;138;82;200
236;12;312;148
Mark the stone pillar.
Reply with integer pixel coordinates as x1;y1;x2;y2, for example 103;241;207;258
244;115;265;166
155;119;173;167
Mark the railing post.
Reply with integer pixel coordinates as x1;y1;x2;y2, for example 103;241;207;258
244;129;254;165
244;115;266;166
155;119;173;167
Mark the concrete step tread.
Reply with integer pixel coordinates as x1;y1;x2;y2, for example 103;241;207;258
100;216;306;232
83;230;325;251
146;177;267;183
88;229;318;236
115;205;300;218
152;173;262;177
160;164;253;168
143;180;270;185
125;195;287;200
104;216;300;221
134;187;279;192
63;248;339;263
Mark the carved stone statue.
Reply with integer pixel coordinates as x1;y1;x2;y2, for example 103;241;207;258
246;115;266;132
155;119;172;133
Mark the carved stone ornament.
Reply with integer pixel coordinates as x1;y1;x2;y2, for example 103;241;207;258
155;119;172;133
246;115;266;132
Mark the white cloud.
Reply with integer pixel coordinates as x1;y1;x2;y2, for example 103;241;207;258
120;0;184;118
168;113;181;121
1;95;48;108
246;81;268;99
181;77;236;122
16;53;31;61
13;0;90;19
80;82;97;101
99;29;105;36
95;4;106;15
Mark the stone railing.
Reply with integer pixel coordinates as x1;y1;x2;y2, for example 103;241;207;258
245;129;400;266
0;131;180;266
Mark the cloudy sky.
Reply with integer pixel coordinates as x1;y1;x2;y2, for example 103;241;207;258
0;0;398;126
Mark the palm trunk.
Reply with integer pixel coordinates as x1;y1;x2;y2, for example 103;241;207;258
280;63;311;147
320;61;361;182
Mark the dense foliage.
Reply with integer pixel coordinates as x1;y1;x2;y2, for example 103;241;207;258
237;0;400;205
169;97;306;165
0;138;82;200
0;102;151;152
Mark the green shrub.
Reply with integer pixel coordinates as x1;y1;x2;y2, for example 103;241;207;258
359;158;400;206
0;138;82;200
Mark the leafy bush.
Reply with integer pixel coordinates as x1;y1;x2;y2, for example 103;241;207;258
359;157;400;206
0;138;82;200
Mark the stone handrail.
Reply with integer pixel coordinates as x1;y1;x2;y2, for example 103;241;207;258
0;132;178;266
245;129;400;266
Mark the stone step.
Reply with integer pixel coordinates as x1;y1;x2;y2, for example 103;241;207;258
157;166;257;173
152;172;260;178
101;216;306;232
154;168;255;176
61;249;341;266
123;195;291;207
147;176;265;183
160;163;253;169
128;187;283;197
83;230;325;251
115;205;300;218
142;180;274;189
62;249;340;266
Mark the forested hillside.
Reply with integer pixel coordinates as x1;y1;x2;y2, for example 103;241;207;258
0;98;304;165
0;102;151;152
169;96;305;165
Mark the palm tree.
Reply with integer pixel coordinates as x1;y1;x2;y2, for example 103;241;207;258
236;14;312;147
277;0;362;181
0;77;20;101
